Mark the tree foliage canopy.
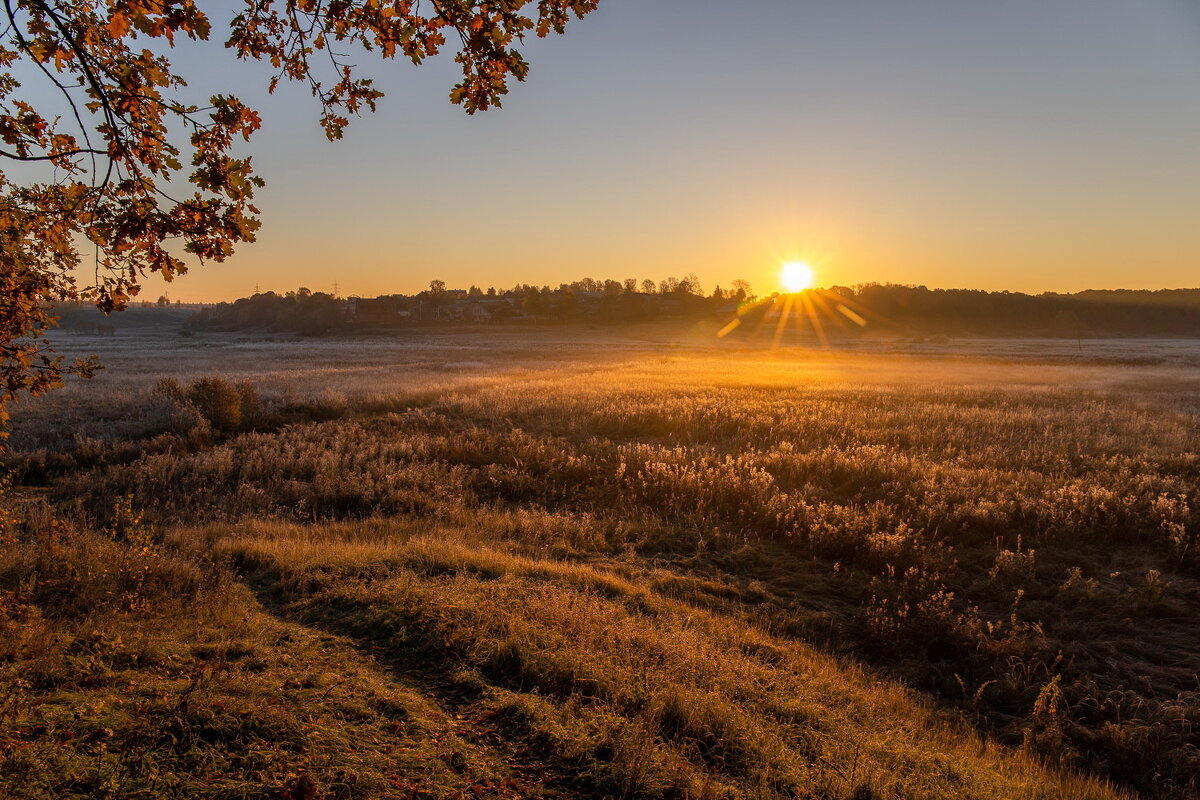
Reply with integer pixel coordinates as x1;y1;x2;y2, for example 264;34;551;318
0;0;599;415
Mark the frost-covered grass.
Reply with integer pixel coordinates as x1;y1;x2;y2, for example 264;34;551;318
4;327;1199;798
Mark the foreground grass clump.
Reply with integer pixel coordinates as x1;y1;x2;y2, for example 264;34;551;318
0;513;557;799
210;518;1124;800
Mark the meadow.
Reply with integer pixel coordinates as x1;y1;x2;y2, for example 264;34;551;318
2;322;1198;799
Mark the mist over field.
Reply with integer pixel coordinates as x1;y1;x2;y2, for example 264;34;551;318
2;316;1198;799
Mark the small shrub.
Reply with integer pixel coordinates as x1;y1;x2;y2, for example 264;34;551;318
152;376;263;437
1153;494;1194;561
187;377;248;433
150;375;262;439
104;494;158;553
152;377;184;400
988;536;1036;587
1058;566;1098;601
1131;568;1170;607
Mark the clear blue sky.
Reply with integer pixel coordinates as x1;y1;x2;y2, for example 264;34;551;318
112;1;1200;300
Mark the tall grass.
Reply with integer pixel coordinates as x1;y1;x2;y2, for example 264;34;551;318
4;346;1198;797
211;518;1124;800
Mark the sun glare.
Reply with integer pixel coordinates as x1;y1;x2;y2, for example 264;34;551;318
780;261;815;293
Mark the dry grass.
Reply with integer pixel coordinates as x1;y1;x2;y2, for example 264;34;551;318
4;330;1199;798
0;517;598;799
200;517;1124;800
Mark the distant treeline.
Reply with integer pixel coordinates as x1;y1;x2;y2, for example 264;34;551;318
185;287;349;336
836;285;1200;337
183;281;1200;338
185;276;751;335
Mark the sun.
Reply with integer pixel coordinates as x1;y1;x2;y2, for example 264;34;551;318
780;261;815;293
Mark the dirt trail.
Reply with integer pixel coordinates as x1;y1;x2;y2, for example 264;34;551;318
246;580;599;800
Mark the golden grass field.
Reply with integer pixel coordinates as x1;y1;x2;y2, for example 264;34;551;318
3;323;1199;799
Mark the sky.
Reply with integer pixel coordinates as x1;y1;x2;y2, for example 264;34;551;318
41;1;1200;300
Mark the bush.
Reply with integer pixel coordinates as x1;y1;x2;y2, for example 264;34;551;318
154;376;261;436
